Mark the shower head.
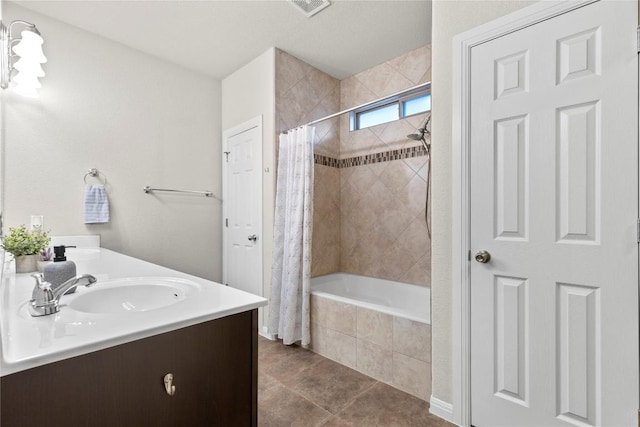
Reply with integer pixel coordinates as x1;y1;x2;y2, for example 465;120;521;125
407;115;431;141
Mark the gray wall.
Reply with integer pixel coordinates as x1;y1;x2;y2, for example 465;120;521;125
221;48;276;332
2;3;223;281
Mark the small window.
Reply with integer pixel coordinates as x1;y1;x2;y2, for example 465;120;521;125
350;85;431;131
357;103;399;129
403;93;431;117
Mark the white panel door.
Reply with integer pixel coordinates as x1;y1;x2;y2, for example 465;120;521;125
222;117;262;296
470;2;638;426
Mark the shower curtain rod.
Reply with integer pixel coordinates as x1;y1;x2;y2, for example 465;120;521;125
284;81;431;133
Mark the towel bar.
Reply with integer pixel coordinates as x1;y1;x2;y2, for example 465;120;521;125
143;186;222;201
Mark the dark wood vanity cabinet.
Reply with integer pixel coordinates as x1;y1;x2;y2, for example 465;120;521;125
0;310;258;427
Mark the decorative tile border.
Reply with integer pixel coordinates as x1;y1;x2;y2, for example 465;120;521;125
314;145;428;169
314;155;340;168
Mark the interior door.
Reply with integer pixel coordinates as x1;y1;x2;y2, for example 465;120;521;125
222;117;263;297
470;1;638;426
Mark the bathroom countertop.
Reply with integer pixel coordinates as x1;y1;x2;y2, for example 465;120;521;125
0;248;267;376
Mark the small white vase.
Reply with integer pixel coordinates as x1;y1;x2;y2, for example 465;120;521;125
15;254;38;273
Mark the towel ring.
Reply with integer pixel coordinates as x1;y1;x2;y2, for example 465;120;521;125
84;168;107;185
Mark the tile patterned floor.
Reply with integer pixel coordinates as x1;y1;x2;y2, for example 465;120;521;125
258;336;455;427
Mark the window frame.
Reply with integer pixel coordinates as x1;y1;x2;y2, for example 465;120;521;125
350;84;431;131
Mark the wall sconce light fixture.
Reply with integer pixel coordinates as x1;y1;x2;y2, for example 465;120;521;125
1;20;47;98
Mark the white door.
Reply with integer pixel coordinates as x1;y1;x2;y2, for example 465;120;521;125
222;116;263;296
470;1;638;426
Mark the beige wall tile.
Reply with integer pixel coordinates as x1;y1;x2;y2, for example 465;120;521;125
311;295;328;328
404;156;428;174
349;164;378;198
349;243;376;276
399;174;428;218
276;49;313;98
417;153;429;181
406;112;429;129
324;328;357;368
340;217;359;259
354;62;416;100
362;181;394;218
393;317;431;362
311;174;340;277
390;45;432;85
361;227;395;260
379;159;416;194
379;204;415;239
341;128;378;159
325;299;357;337
357;307;393;350
340;166;355;188
357;339;393;383
310;295;356;337
377;120;418;153
400;253;431;287
310;321;327;355
381;241;417;281
354;62;397;98
397;217;430;265
276;49;341;278
368;122;388;138
392;352;431;401
367;161;389;177
340;75;377;109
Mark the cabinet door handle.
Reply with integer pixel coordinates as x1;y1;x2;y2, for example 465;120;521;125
164;373;176;396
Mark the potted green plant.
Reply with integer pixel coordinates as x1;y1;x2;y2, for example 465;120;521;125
2;225;51;273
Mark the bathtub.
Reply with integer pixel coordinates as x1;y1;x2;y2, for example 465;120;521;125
311;273;430;324
310;273;431;401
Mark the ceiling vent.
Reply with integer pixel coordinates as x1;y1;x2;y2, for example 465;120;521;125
289;0;331;18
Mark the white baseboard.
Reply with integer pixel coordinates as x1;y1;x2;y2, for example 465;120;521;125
259;327;276;340
430;396;456;425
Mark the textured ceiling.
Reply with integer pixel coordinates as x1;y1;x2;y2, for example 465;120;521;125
8;0;431;80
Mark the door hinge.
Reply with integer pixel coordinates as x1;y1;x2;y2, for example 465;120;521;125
468;250;471;261
224;151;230;162
636;26;640;54
636;219;640;243
225;218;229;228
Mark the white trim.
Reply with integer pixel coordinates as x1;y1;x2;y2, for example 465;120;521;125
429;396;455;425
450;1;598;426
259;327;276;340
222;115;264;331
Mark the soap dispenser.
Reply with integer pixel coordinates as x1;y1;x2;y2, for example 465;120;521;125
43;246;77;294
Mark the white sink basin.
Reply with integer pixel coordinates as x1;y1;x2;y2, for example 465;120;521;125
67;277;201;314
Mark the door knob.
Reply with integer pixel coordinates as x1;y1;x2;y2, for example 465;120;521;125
248;234;258;242
475;250;491;263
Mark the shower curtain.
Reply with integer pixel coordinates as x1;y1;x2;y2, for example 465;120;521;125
268;125;315;346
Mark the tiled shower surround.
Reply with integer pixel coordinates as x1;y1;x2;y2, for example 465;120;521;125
276;45;432;286
275;46;432;401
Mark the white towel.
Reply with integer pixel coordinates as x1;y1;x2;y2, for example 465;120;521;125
83;185;110;224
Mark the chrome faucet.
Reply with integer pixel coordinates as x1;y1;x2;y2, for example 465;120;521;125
29;273;97;317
